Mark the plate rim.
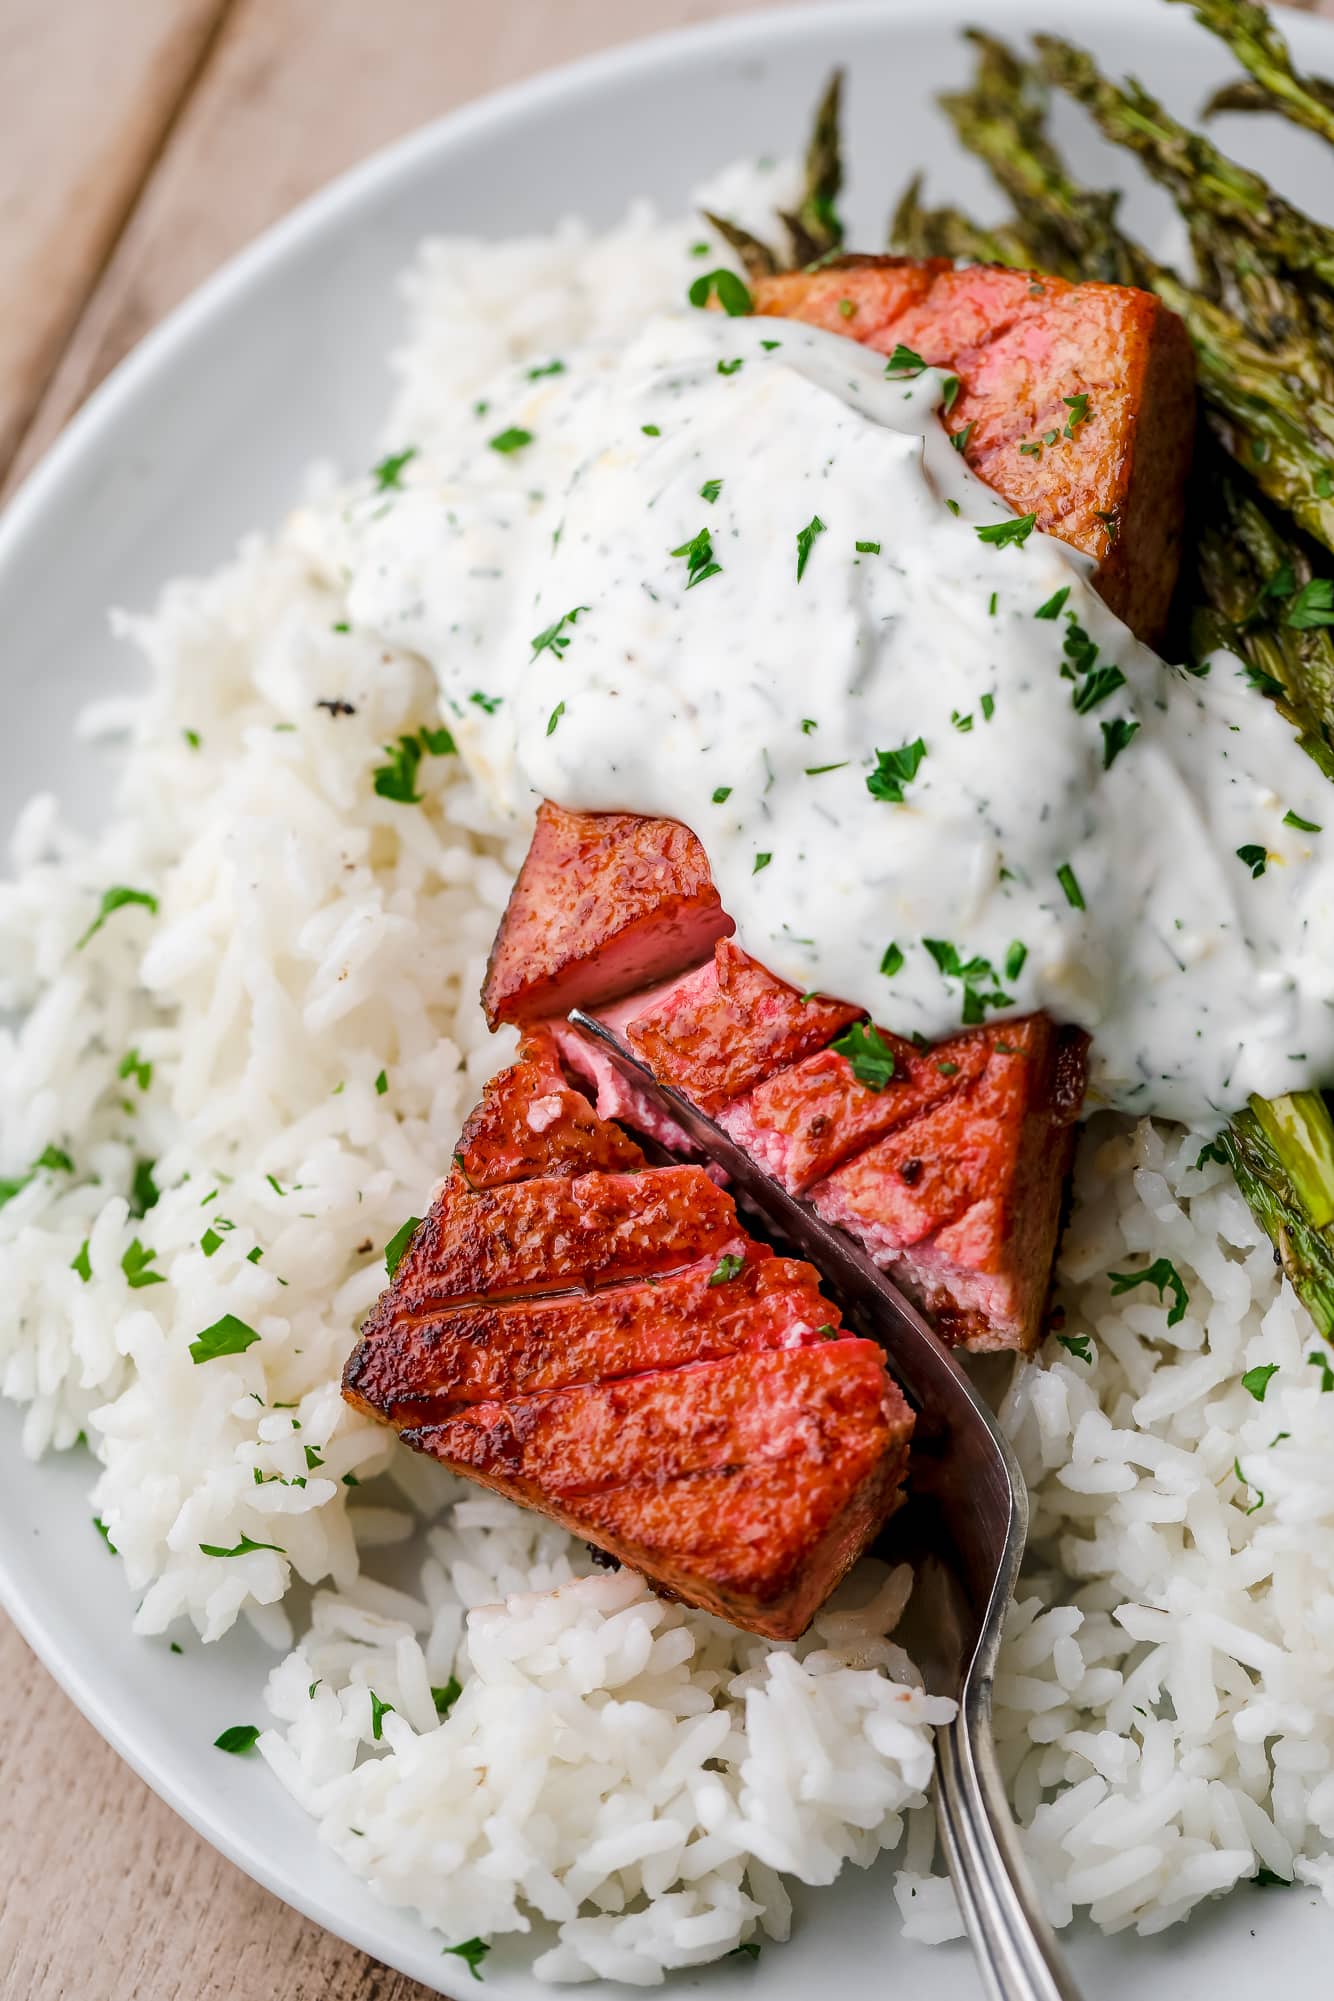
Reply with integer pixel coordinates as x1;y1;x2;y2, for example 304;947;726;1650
4;0;1334;1992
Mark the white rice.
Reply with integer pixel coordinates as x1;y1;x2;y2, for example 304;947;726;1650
2;159;1332;1983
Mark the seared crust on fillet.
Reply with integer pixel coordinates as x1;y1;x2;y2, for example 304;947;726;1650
553;947;1090;1354
482;802;733;1029
751;255;1196;644
344;1047;913;1638
406;1342;911;1638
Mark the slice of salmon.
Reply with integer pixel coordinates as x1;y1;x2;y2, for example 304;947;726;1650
549;943;1088;1353
344;1045;913;1637
482;801;733;1029
622;939;863;1112
407;1342;909;1636
750;255;1196;644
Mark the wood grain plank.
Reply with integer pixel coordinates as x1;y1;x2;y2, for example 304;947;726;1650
0;0;232;480
0;1617;434;2001
4;0;799;494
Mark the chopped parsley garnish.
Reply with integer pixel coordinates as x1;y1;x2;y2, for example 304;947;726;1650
700;478;723;504
1236;844;1268;879
546;701;565;736
94;1515;117;1552
1195;1138;1228;1170
375;1068;388;1095
885;344;926;378
641;423;661;437
443;1940;491;1982
752;851;772;873
760;338;781;351
214;1724;261;1755
384;1216;422;1279
804;761;848;775
488;427;533;454
469;691;502;714
189;1314;261;1364
1057;1332;1093;1363
1056;863;1085;910
372;447;417;490
1309;1349;1334;1392
866;738;927;804
976;513;1037;548
945;498;960;517
1071;663;1127;714
119;1048;152;1091
1062;392;1091;437
369;1691;395;1741
373;735;424;803
670;526;722;589
1286;578;1334;630
1108;1258;1189;1326
0;1144;76;1211
1004;940;1028;981
1241;1363;1280;1403
855;539;881;554
686;268;752;316
880;942;905;977
711;785;732;803
76;885;159;951
951;710;973;733
951;421;976;454
922;938;1014;1025
1283;809;1322;832
199;1533;285;1558
708;1253;745;1286
526;358;565;379
183;728;201;748
127;1155;159;1218
201;1227;224;1258
420;725;456;756
1100;717;1140;769
980;692;995;720
837;298;856;318
800;718;817;735
433;1677;463;1715
1234;1457;1264;1514
1034;586;1070;620
936;1060;958;1077
717;357;744;377
941;374;961;413
795;514;826;582
121;1238;164;1289
71;1240;92;1283
831;1021;897;1091
531;605;590;659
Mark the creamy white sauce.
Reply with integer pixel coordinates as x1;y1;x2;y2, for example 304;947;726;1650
313;310;1334;1122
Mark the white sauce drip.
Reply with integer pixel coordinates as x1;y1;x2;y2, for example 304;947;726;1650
316;310;1334;1122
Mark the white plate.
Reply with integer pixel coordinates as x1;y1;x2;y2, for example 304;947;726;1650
2;2;1332;1994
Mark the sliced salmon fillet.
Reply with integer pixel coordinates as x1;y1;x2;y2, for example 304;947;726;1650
807;1014;1087;1352
623;940;862;1112
550;942;1088;1353
750;255;1196;644
344;1044;913;1638
482;801;733;1029
408;1342;907;1636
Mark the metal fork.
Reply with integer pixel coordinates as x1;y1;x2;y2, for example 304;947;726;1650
569;1011;1083;2001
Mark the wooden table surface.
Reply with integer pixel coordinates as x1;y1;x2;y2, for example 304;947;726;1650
1;1;1331;1994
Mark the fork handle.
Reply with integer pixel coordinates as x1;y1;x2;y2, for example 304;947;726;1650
933;1689;1083;2001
